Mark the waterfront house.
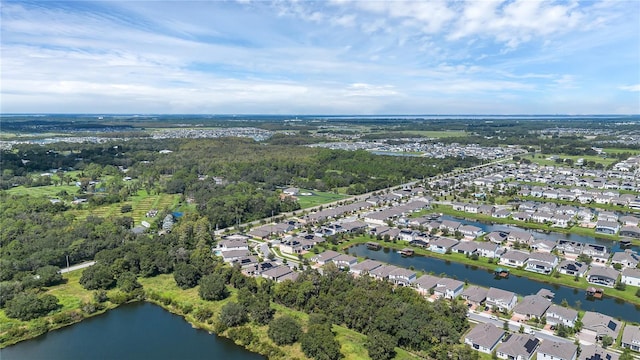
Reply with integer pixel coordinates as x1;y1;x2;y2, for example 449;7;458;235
464;323;505;354
583;244;609;265
486;231;508;244
620;225;640;238
531;239;556;253
452;241;479;256
621;325;640;352
429;237;459;254
525;252;558;274
581;311;621;343
459;225;484;238
312;250;341;265
477;241;500;258
512;295;551;321
500;250;530;268
579;345;619;360
349;259;383;277
512;212;532;222
545;304;578;328
621;267;640;287
486;287;518;312
507;230;534;244
595;220;620;235
461;285;488;306
370;264;399;282
440;220;462;233
388;267;417;286
493;209;511;218
620;215;640;226
610;249;640;269
414;274;441;296
537;340;578;360
586;267;620;288
433;278;464;299
597;211;618;222
496;333;539;360
331;254;358;269
556;240;585;259
558;260;588;277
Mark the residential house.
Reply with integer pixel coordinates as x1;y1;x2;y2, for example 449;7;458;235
486;287;518;312
621;325;640;352
537;340;578;360
486;231;508;244
452;241;479;256
512;212;532;222
532;211;554;224
500;250;530;268
477;241;501;258
433;278;464;299
586;267;620;288
557;240;585;259
595;220;620;235
545;304;579;328
583;244;609;265
620;225;640;238
461;286;488;306
440;220;462;233
459;225;484;238
531;239;557;253
388;268;417;286
221;249;251;263
552;214;573;228
579;345;619;360
525;252;558;275
414;274;441;296
261;266;295;282
557;260;588;277
349;259;383;277
331;254;358;269
508;230;535;245
464;323;505;354
598;211;619;222
217;238;249;251
610;249;640;269
581;311;622;343
620;215;640;226
478;205;496;215
493;209;512;218
369;265;399;281
496;333;540;360
621;267;640;287
312;250;341;265
429;237;459;254
512;295;551;321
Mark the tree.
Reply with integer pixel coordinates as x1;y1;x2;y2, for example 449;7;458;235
80;264;116;290
366;330;397;360
301;323;342;360
268;315;302;346
556;324;569;338
36;265;63;287
117;271;141;293
198;274;229;301
5;292;60;321
620;347;634;360
249;291;274;325
219;301;248;328
173;263;201;289
601;335;613;348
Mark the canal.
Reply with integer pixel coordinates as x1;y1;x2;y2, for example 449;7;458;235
0;302;264;360
439;215;640;253
349;244;640;323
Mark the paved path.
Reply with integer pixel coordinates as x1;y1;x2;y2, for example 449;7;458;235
59;261;96;274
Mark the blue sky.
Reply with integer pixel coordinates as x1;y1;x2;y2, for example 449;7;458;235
1;0;639;114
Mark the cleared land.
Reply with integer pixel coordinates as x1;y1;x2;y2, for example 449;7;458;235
295;190;348;209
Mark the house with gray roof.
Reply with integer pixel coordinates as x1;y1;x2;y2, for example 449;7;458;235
525;252;558;274
349;259;383;277
611;249;640;269
433;278;464;299
545;304;578;328
331;254;358;269
621;267;640;287
486;287;518;312
414;274;440;296
486;231;508;244
538;340;578;360
586;267;620;288
581;311;622;342
370;264;399;281
452;241;479;256
500;250;530;268
464;323;505;354
312;250;341;265
558;260;588;277
621;324;640;352
595;220;620;235
461;285;488;306
531;239;556;253
496;333;539;360
477;241;500;258
429;237;459;254
513;295;551;321
261;265;294;282
620;225;640;238
508;230;535;244
579;344;619;360
388;267;417;286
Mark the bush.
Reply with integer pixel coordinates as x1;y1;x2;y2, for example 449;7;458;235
80;264;115;290
198;274;229;301
227;326;255;346
219;302;248;328
93;290;108;303
301;324;341;360
193;307;213;322
5;293;61;321
173;263;201;290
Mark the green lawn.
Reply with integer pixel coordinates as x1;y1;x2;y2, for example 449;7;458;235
296;189;348;209
6;184;80;197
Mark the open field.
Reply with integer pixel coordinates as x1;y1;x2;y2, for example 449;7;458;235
69;191;179;225
527;153;618;167
398;130;467;138
296;189;348;209
5;184;80;197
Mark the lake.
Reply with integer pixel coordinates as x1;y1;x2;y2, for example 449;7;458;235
0;302;264;360
349;244;640;323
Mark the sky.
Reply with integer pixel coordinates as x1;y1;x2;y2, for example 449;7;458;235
1;0;639;115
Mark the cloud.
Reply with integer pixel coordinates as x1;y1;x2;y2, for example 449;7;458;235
619;84;640;92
